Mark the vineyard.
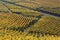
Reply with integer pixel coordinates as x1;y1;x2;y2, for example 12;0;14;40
0;0;60;40
26;16;60;35
0;13;38;28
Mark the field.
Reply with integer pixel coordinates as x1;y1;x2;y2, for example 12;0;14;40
0;0;60;40
0;2;8;12
26;16;60;35
0;13;37;28
1;0;60;15
15;0;60;15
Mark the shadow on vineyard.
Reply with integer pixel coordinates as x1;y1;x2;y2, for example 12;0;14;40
0;0;60;40
8;16;42;32
7;20;38;32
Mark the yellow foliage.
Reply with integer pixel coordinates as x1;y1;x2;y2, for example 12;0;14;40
0;13;37;28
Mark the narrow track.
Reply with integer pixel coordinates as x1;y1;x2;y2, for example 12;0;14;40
0;1;12;13
1;0;60;17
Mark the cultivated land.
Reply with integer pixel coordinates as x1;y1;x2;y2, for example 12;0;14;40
0;0;60;40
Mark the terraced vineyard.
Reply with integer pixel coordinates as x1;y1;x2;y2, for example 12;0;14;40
0;0;60;40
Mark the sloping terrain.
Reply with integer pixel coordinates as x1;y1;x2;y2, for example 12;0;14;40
1;0;60;17
0;0;60;40
4;0;60;7
0;12;38;28
15;0;60;15
26;16;60;35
